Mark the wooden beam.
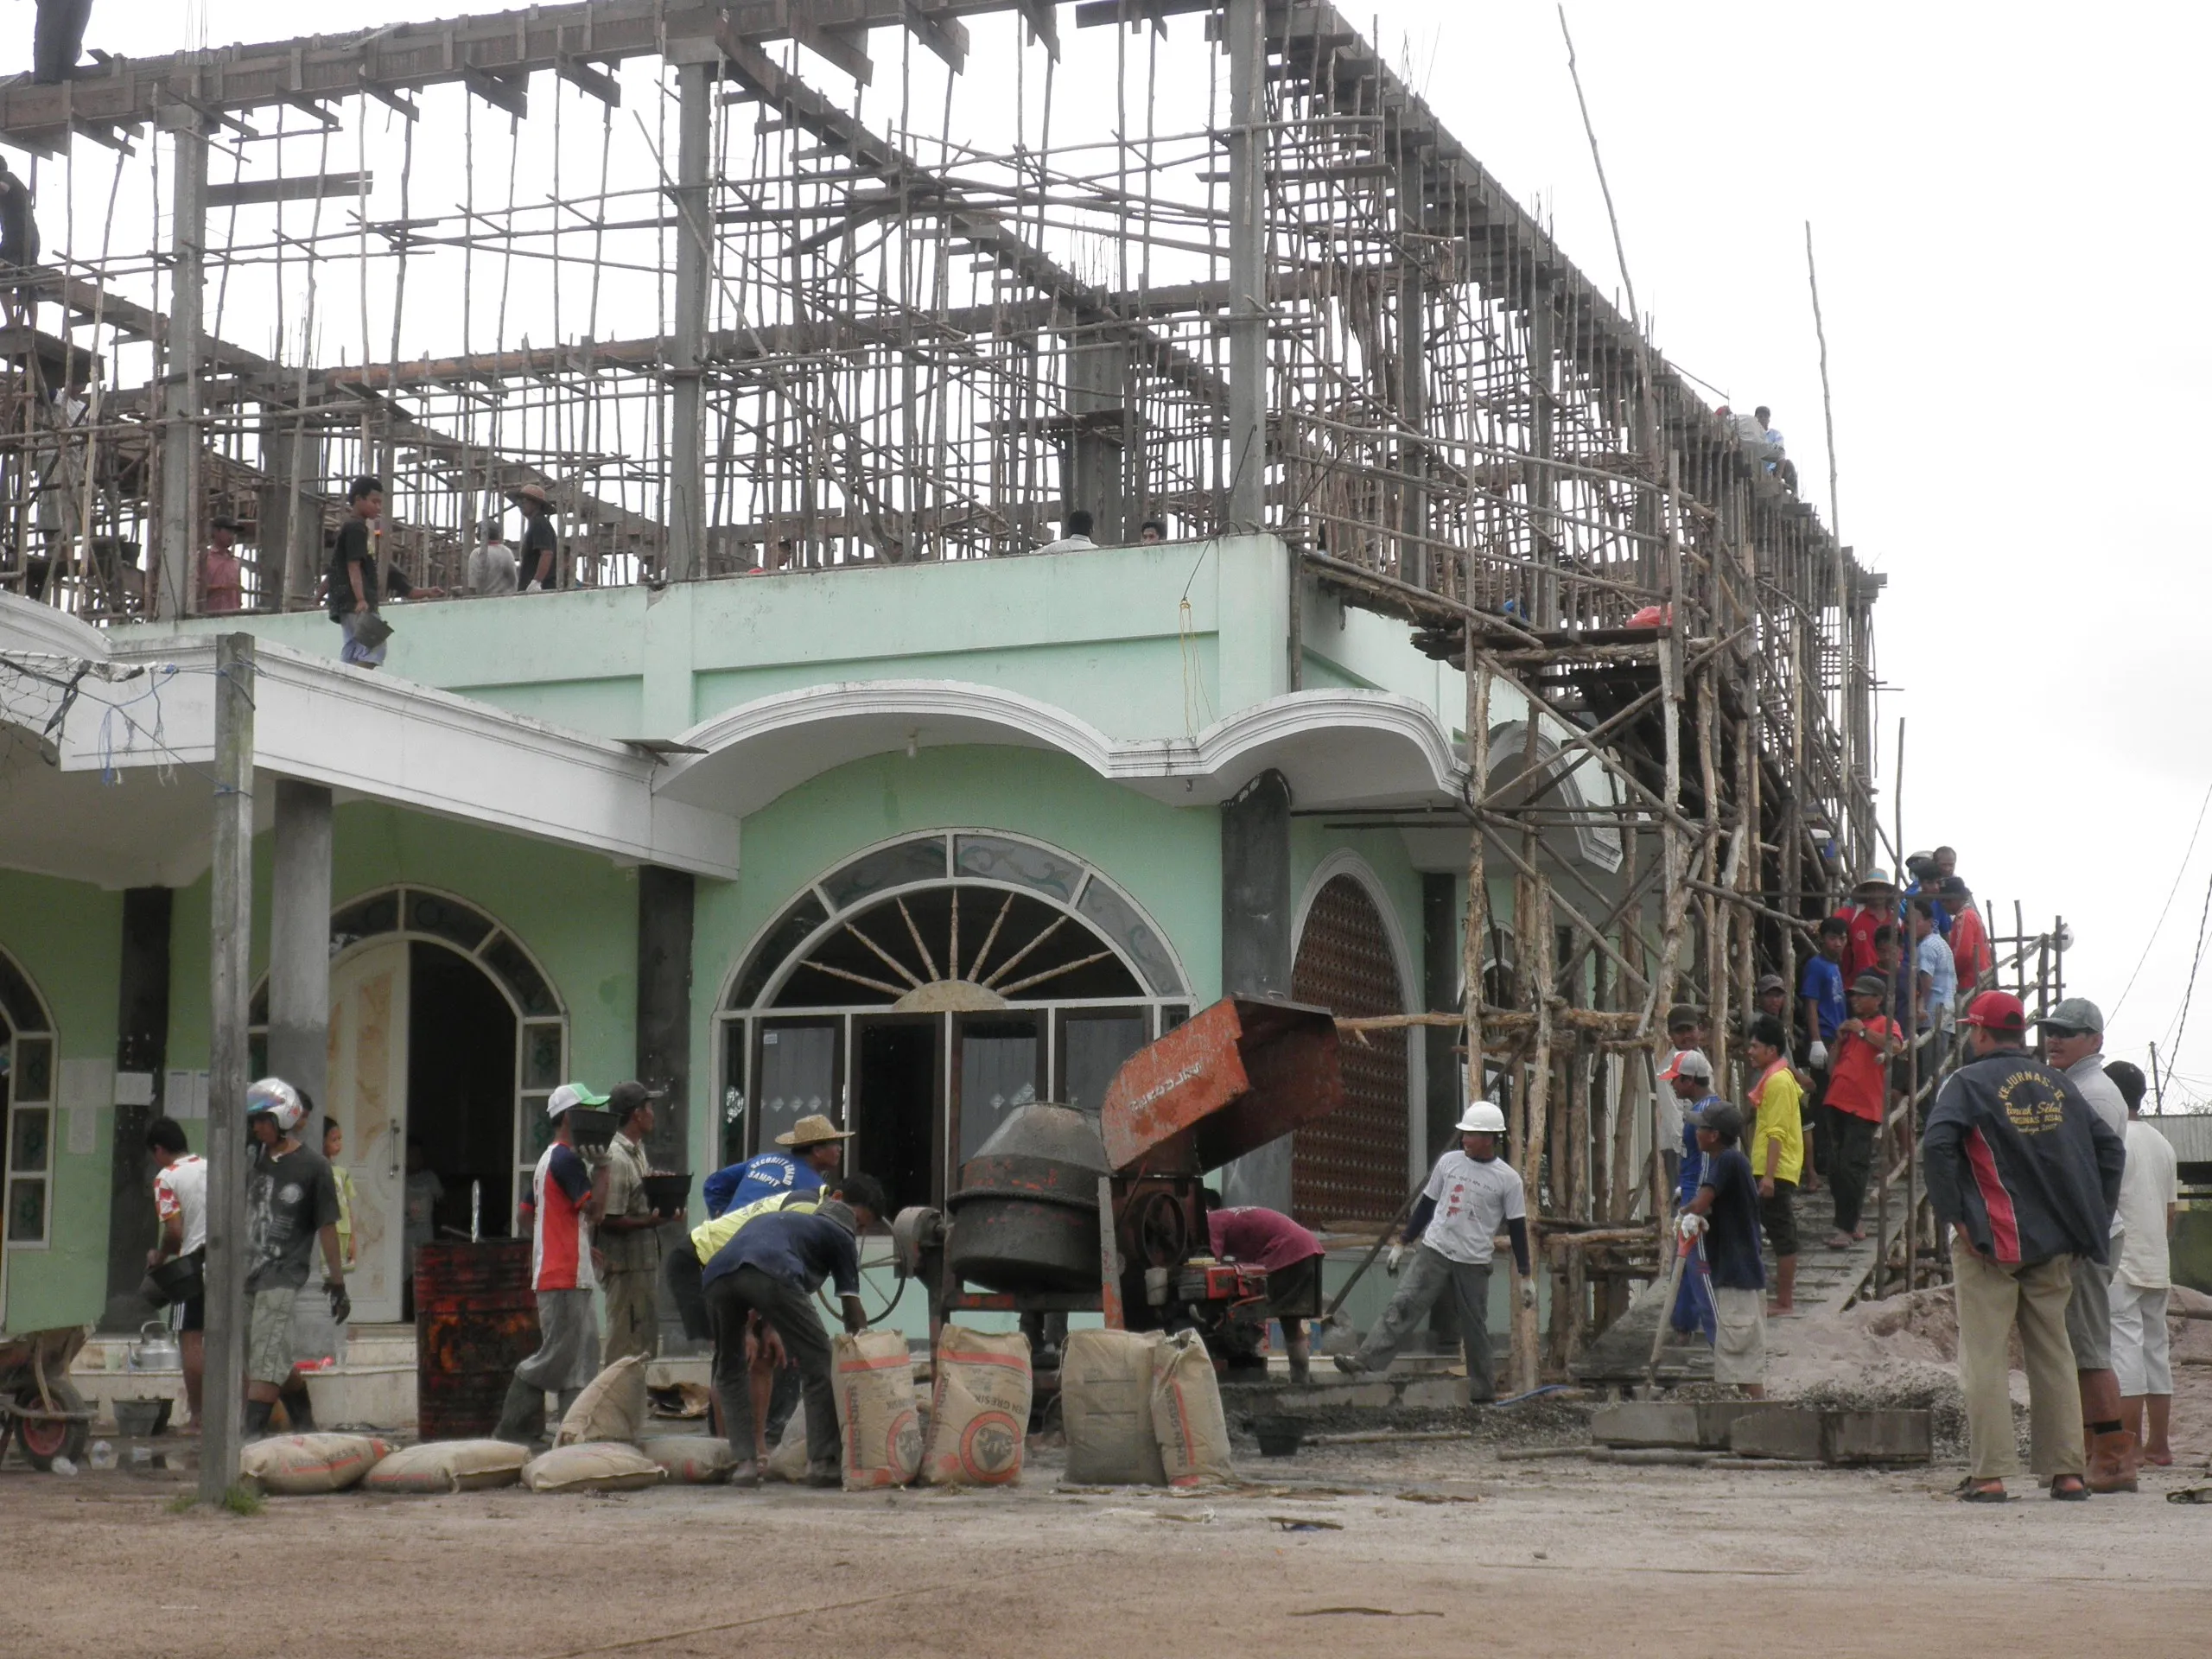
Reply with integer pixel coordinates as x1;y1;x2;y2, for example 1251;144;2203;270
461;64;531;120
358;77;420;122
556;54;625;108
785;14;875;86
207;171;372;209
904;3;970;72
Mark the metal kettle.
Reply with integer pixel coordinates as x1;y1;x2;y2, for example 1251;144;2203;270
127;1320;181;1371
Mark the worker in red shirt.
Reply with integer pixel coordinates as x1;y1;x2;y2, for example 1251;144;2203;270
1820;974;1897;1249
1940;876;1992;992
1832;870;1898;981
1202;1196;1325;1382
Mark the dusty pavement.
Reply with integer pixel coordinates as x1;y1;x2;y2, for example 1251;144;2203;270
11;1437;2210;1659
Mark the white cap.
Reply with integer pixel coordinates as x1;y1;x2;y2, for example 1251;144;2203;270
546;1081;609;1119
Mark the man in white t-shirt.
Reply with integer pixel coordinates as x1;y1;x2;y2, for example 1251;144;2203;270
2105;1061;2180;1466
145;1116;208;1429
1335;1100;1533;1405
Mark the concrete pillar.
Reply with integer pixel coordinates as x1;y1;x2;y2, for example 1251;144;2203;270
665;60;711;582
265;780;332;1108
100;887;173;1331
1395;142;1429;588
155;111;208;620
258;409;327;608
1527;270;1557;627
1218;769;1293;1210
634;866;695;1174
1225;0;1268;533
1065;338;1131;542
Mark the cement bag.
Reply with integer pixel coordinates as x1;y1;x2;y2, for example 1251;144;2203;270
556;1354;650;1446
922;1325;1032;1487
1063;1329;1166;1485
764;1414;810;1484
521;1442;666;1494
361;1440;529;1495
238;1433;394;1495
640;1435;741;1484
1150;1330;1234;1488
832;1330;924;1490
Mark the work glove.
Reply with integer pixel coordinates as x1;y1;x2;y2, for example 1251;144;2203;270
327;1281;352;1325
1808;1040;1828;1070
1385;1243;1406;1276
1676;1212;1707;1242
1519;1283;1537;1311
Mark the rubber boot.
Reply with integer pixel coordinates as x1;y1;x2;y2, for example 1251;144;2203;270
283;1385;318;1433
243;1398;274;1440
1286;1336;1312;1386
2086;1429;2139;1494
493;1375;545;1446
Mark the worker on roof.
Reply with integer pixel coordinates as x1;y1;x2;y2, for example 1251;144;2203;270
1197;1192;1325;1383
1334;1101;1532;1406
511;481;562;591
702;1112;850;1218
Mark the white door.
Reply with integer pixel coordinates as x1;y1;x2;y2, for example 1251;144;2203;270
326;941;410;1325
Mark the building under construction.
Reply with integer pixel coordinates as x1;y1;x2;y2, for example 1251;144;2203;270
0;2;1978;1386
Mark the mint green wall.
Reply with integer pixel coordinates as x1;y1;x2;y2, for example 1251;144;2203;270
0;871;121;1332
686;744;1222;1179
138;537;1318;747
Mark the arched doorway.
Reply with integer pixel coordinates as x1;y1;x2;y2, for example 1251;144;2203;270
1290;872;1409;1227
251;887;565;1323
719;831;1191;1217
0;945;56;1330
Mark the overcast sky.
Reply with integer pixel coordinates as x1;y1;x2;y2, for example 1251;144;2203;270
47;2;2212;1101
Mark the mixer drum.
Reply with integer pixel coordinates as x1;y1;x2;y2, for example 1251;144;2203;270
944;1103;1111;1294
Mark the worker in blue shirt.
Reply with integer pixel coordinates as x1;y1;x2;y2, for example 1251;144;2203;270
705;1172;884;1487
1662;1050;1720;1343
701;1111;850;1217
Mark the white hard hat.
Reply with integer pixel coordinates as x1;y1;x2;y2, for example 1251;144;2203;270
245;1077;304;1135
1456;1100;1507;1135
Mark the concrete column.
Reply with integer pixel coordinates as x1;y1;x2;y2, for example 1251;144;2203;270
259;407;327;607
635;866;695;1173
155;111;208;620
100;887;173;1331
1065;338;1130;542
666;60;711;582
1395;142;1429;588
1527;270;1557;627
1225;0;1268;532
1219;769;1293;1210
265;780;333;1108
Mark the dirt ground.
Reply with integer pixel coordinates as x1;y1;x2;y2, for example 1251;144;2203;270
10;1430;2210;1659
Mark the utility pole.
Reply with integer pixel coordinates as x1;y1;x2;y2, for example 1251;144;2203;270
198;632;255;1504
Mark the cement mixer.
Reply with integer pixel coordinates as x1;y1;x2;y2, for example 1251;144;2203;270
888;996;1343;1373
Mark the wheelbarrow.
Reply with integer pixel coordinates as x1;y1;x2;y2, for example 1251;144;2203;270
0;1325;94;1471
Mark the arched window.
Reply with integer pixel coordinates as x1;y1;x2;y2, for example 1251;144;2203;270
718;832;1189;1215
1290;873;1409;1226
0;944;58;1325
250;887;569;1243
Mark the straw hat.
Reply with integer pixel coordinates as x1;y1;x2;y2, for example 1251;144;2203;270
510;482;551;506
774;1113;854;1148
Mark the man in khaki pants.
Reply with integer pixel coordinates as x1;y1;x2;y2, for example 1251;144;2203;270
1924;992;2125;1502
598;1083;671;1366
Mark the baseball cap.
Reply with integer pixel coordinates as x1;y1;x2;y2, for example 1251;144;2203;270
546;1080;610;1119
607;1080;665;1118
1849;973;1889;999
2039;996;2104;1038
1692;1102;1742;1140
1660;1048;1713;1083
1756;971;1788;995
1665;1002;1707;1033
1961;991;2027;1034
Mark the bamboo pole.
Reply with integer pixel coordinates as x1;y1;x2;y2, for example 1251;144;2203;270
1513;875;1554;1392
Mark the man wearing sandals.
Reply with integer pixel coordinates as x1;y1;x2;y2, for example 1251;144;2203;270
1925;992;2124;1502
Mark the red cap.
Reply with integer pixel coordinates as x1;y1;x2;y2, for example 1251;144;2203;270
1961;990;2026;1033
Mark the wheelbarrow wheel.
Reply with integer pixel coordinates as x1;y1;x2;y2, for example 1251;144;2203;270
15;1378;89;1471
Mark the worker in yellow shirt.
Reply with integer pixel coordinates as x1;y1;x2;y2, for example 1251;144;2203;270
1744;1014;1804;1316
673;1186;824;1462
